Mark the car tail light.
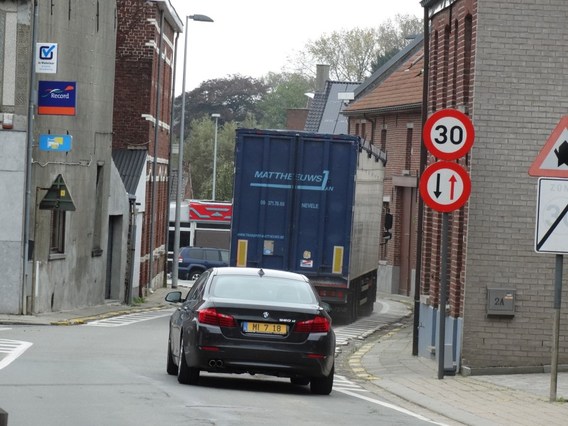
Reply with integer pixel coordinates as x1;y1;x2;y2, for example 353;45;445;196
198;308;237;327
318;289;344;299
294;315;330;333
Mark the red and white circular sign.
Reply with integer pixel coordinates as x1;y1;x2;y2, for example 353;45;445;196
423;109;475;160
419;161;471;212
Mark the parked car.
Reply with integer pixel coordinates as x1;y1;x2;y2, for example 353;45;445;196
165;267;336;395
177;246;229;280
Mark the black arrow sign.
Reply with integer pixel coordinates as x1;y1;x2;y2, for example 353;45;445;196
434;173;442;198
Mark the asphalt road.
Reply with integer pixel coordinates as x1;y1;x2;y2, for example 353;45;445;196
0;301;445;426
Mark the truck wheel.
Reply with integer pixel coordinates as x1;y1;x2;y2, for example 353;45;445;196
346;289;360;323
360;299;374;316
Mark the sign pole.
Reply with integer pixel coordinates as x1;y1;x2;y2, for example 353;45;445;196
421;108;474;380
550;254;563;401
438;212;449;379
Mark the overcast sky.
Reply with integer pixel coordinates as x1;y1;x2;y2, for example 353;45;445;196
169;0;423;93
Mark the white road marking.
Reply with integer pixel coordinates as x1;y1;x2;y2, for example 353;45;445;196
335;386;449;426
0;339;33;370
83;309;173;327
333;375;369;392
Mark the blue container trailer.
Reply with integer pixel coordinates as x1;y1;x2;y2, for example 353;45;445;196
230;129;386;321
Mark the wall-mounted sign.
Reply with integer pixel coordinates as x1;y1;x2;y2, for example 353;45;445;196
419;161;471;212
423;108;475;160
39;174;76;211
529;115;568;178
38;81;76;115
35;42;58;73
39;134;72;152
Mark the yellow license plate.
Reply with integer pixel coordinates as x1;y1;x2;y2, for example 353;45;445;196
243;322;288;335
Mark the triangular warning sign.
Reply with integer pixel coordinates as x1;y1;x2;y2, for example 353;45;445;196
39;174;76;211
529;115;568;177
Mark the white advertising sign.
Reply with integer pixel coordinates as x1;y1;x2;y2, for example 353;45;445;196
35;43;58;73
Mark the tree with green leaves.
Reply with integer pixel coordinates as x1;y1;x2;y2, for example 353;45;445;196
184;114;259;201
257;72;314;129
288;14;423;81
173;75;267;139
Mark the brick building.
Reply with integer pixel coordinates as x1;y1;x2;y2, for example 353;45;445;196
113;0;182;295
420;0;568;373
343;35;424;297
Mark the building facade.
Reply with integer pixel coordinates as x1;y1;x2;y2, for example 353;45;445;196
113;0;182;296
344;36;424;298
421;0;568;372
0;1;121;314
0;1;29;314
0;0;181;315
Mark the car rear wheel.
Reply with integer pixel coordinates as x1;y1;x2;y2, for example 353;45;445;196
166;333;178;375
310;365;334;395
290;377;310;386
177;334;200;385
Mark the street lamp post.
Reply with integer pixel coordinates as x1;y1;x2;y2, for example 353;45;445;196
172;13;213;289
211;113;220;200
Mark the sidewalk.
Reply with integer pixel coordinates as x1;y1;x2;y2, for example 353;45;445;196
0;282;185;326
357;299;568;426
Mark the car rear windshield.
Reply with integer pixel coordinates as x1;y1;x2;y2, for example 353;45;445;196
210;275;317;304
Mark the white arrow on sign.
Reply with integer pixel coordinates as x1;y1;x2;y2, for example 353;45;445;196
535;178;568;253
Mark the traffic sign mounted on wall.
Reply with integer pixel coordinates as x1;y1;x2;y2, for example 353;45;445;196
423;109;475;160
419;161;471;212
535;178;568;253
529;115;568;178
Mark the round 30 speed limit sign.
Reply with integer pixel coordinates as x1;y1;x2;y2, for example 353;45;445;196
423;109;475;160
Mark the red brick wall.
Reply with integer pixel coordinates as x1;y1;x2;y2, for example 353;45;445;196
423;0;476;317
114;0;177;292
350;110;422;295
114;1;154;149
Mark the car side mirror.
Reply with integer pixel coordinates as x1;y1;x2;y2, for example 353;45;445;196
165;291;183;303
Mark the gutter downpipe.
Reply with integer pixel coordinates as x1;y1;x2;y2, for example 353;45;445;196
22;0;39;314
413;3;430;356
164;31;180;288
148;9;165;294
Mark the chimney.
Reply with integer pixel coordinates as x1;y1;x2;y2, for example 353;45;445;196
315;64;330;92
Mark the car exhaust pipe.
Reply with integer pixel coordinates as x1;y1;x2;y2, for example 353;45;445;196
208;359;224;368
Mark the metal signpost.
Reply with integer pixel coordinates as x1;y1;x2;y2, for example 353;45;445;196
421;108;474;379
529;115;568;401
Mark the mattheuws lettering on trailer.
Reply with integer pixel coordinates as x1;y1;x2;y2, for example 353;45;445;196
250;170;333;191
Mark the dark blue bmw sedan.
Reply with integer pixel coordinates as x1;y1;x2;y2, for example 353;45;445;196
165;267;336;395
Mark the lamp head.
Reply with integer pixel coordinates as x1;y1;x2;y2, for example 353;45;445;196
188;14;213;23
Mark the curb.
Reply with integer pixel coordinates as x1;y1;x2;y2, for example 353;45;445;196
50;304;169;326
